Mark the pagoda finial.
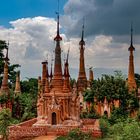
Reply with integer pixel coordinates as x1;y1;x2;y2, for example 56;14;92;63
131;22;133;46
79;18;85;46
54;0;62;41
129;22;135;51
82;18;84;41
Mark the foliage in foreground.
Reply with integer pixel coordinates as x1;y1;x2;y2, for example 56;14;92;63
56;129;94;140
0;108;12;140
100;117;140;140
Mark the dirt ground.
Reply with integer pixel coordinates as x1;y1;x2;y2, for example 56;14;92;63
32;135;57;140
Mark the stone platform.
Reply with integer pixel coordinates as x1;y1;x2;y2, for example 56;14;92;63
8;118;102;140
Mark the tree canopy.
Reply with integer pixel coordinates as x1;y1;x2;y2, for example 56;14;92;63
83;71;139;119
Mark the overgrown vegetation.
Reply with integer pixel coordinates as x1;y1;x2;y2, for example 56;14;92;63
56;129;94;140
0;108;12;140
82;70;140;139
99;117;140;140
0;40;38;123
82;71;139;120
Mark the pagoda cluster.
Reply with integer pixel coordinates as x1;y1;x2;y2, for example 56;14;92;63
0;46;21;112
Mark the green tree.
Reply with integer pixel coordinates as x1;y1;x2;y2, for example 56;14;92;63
0;108;12;140
12;78;38;120
135;73;140;88
83;71;139;120
13;92;37;121
20;78;38;97
109;119;140;140
0;40;7;84
70;78;76;88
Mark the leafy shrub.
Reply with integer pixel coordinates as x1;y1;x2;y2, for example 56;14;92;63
56;129;93;140
99;118;110;138
109;119;140;140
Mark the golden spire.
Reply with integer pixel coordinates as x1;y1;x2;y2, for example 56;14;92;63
128;23;136;91
51;4;63;91
77;21;87;91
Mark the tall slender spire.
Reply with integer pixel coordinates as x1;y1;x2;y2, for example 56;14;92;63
77;22;87;91
51;1;63;91
79;19;85;46
54;0;62;41
64;48;70;77
128;23;136;91
129;22;135;51
63;49;70;92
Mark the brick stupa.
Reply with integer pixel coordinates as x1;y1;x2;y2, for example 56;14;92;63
34;13;81;127
0;46;12;111
127;24;137;91
77;23;87;92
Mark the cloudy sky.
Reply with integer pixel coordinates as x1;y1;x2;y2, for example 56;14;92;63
0;0;140;79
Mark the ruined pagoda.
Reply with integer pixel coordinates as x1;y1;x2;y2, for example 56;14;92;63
0;47;9;95
77;22;87;92
0;45;12;111
127;24;136;91
35;11;81;127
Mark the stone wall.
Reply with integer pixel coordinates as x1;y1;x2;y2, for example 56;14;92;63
9;126;47;140
16;118;37;127
8;118;101;139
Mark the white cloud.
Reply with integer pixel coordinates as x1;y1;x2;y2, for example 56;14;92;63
0;15;140;79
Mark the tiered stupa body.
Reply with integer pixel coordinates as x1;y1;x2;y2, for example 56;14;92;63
35;13;80;126
77;24;87;92
127;25;136;91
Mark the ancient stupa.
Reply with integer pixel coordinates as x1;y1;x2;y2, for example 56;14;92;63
34;12;81;126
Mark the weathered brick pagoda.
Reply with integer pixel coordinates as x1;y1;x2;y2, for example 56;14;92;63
8;13;101;140
34;13;81;127
77;23;87;92
127;24;137;91
0;47;12;111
